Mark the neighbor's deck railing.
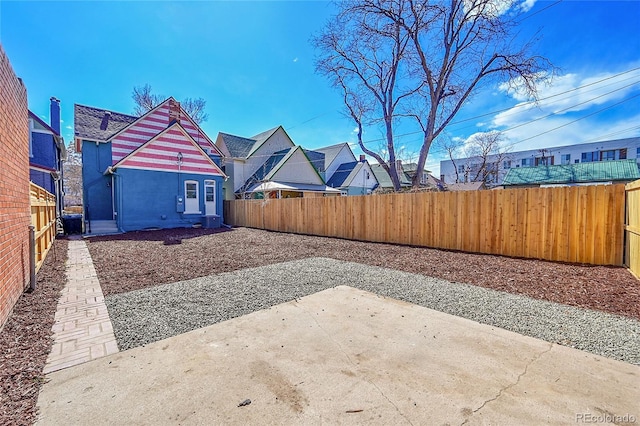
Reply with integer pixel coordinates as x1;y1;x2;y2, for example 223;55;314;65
30;182;56;272
224;184;626;266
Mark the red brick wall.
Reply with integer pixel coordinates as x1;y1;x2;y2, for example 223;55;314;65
0;45;30;328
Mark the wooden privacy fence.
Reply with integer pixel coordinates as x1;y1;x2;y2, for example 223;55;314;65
30;182;56;272
224;184;626;266
625;179;640;277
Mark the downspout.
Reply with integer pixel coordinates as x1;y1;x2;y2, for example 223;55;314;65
104;166;122;231
111;173;115;220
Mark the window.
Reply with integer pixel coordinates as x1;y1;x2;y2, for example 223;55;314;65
637;147;640;158
581;151;599;162
620;149;627;160
521;158;534;167
457;165;466;173
503;160;511;169
186;182;197;199
561;154;571;165
601;150;615;161
535;156;554;166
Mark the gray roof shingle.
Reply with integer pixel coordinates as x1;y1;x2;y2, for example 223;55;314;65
370;163;411;188
315;143;350;168
327;161;358;187
303;149;326;174
219;133;258;158
74;104;138;141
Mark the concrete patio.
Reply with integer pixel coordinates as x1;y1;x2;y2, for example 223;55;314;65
36;286;639;425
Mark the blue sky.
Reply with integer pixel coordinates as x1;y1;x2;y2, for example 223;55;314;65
1;0;639;175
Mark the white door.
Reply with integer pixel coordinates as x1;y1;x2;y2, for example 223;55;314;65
184;180;200;214
204;180;216;215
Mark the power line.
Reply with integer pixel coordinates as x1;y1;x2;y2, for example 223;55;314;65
506;93;640;147
351;67;640;146
516;0;564;22
447;71;640;129
501;81;640;134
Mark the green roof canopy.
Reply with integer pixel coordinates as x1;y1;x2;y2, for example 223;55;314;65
502;159;640;186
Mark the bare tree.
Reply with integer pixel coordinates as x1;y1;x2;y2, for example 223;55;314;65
313;2;421;190
442;131;512;185
314;0;553;190
180;97;208;125
63;141;83;207
131;84;209;124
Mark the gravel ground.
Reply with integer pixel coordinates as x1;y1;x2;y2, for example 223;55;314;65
106;257;640;365
88;227;640;320
0;239;69;426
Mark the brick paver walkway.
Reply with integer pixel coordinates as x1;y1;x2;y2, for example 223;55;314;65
44;238;119;373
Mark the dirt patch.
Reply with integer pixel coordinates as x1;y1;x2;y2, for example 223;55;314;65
86;227;640;320
0;239;68;426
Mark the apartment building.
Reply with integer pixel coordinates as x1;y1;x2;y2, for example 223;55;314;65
439;137;640;187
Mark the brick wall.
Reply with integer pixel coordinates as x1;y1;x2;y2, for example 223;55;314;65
0;45;30;328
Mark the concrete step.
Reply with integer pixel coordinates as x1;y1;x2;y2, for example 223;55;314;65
86;220;119;235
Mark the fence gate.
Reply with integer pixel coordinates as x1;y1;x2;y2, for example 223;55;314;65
625;179;640;278
30;182;57;273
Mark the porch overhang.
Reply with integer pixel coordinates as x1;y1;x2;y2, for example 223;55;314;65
242;181;342;194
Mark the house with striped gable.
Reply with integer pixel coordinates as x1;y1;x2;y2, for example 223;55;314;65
215;126;341;199
75;97;226;233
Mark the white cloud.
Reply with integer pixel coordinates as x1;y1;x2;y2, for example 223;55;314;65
293;57;299;63
518;0;536;13
65;125;73;130
352;127;359;133
494;67;640;128
464;0;517;19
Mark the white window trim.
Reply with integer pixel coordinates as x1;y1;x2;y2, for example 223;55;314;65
204;180;216;215
184;180;201;214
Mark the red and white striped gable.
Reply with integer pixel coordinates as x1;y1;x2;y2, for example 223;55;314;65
110;98;221;165
113;123;225;176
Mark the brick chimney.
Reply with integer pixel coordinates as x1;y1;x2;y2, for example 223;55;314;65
50;97;61;135
359;154;366;162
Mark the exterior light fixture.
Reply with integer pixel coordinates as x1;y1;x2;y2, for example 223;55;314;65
177;152;183;163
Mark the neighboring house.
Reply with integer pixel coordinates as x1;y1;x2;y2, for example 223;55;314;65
440;137;640;187
501;159;640;188
326;160;378;195
216;126;340;199
370;161;412;190
316;143;379;195
75;97;226;233
403;163;430;186
446;181;486;191
29;97;66;217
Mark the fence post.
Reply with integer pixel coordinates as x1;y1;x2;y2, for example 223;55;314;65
28;225;36;292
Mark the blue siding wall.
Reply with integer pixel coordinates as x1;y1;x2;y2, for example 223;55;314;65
114;168;224;232
31;132;58;171
346;187;369;196
29;169;55;194
81;141;114;220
